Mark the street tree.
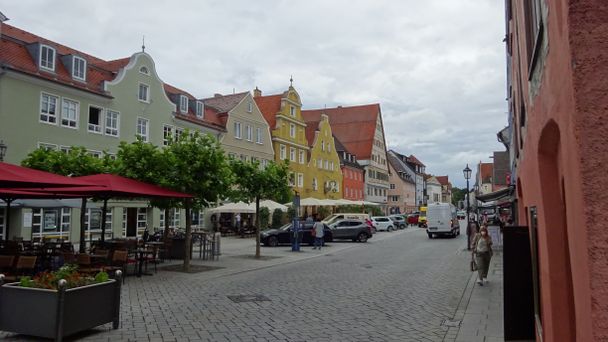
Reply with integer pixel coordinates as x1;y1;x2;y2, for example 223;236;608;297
164;131;232;271
230;159;291;258
21;146;115;252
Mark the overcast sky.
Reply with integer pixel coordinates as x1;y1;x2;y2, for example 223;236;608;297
3;0;506;188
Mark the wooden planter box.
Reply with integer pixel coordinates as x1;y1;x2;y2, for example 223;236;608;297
0;274;122;342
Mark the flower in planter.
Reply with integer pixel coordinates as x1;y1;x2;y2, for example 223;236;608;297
18;264;110;290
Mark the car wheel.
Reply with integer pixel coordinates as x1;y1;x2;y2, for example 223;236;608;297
267;236;278;247
427;233;433;239
358;233;368;243
388;226;393;232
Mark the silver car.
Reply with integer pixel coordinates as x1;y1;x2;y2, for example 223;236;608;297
329;219;373;242
389;215;407;229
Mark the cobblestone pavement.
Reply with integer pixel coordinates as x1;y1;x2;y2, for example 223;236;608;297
2;228;475;342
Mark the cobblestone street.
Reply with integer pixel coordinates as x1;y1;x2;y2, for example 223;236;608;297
2;228;478;341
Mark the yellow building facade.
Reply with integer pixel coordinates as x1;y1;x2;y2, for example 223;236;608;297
302;113;343;199
254;84;310;193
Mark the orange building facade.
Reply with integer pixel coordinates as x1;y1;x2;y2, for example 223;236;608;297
506;0;608;340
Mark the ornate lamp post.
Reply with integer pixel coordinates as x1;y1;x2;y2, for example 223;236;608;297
0;140;7;162
463;164;472;250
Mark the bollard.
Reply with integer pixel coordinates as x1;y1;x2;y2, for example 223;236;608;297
55;279;67;342
113;270;122;330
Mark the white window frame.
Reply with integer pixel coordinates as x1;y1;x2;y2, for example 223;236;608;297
288;172;295;187
163;124;174;146
297;173;304;188
138;83;150;103
72;56;86;81
290;147;296;162
328;143;331;152
37;142;58;151
312;178;318;191
330;161;334;171
196;101;204;118
40;92;58;124
246;125;253;141
87;105;103;134
175;127;184;141
299;150;305;164
105;110;120;137
325;160;329;170
139;66;150;75
234;122;242;139
290;105;295;117
321;141;325;151
88;150;102;159
136;117;149;142
61;98;79;129
180;95;189;114
290;124;296;138
256;127;263;144
59;146;71;154
39;45;55;72
247;101;253;113
280;144;286;160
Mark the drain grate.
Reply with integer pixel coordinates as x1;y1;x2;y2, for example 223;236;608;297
441;319;461;327
227;295;271;303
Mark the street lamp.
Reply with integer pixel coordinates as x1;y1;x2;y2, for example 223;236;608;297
0;140;7;162
463;164;472;250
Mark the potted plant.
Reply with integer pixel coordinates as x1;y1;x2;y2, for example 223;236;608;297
0;264;122;342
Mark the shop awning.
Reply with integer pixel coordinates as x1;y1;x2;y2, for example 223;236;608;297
0;162;95;188
476;186;514;203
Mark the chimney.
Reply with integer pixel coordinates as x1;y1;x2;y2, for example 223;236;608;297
214;93;222;98
253;86;262;98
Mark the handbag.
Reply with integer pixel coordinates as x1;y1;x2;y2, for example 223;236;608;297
470;253;478;272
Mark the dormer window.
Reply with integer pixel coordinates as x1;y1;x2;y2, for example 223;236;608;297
196;101;204;118
139;66;150;75
179;95;188;114
72;56;86;81
39;45;55;72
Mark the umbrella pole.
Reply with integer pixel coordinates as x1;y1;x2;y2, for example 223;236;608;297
100;199;108;244
79;198;87;253
2;199;12;241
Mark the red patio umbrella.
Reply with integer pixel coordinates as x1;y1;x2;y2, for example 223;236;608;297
29;174;193;244
0;162;95;188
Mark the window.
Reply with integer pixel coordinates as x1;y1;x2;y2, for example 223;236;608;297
163;125;174;146
138;83;149;102
290;124;296;138
61;99;78;128
105;110;119;137
325;160;329;170
175;128;184;141
318;159;323;170
330;161;334;171
38;142;57;151
40;93;58;124
328;143;331;152
524;0;543;67
88;106;102;133
288;172;295;186
240;154;247;162
312;178;318;191
71;56;86;81
228;153;236;159
234;122;242;139
297;173;304;188
290;105;296;117
160;208;180;228
88;150;102;159
39;45;55;71
32;208;71;240
256;127;263;144
139;66;149;75
299;150;305;164
280;145;286;160
180;95;188;113
60;146;70;154
196;101;204;118
247;101;253;113
290;147;296;162
321;141;325;151
246;125;253;141
390;184;395;190
136;117;149;142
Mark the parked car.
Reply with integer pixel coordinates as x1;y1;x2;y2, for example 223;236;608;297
365;218;377;234
323;213;370;226
261;222;333;247
388;215;407;229
419;206;427;227
426;203;460;238
407;212;419;225
371;216;394;231
328;219;373;242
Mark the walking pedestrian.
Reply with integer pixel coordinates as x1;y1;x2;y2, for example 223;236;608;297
312;217;324;250
472;225;493;285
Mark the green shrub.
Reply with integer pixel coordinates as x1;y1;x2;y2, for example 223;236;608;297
272;209;284;229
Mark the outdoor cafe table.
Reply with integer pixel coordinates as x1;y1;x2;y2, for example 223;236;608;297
136;248;154;277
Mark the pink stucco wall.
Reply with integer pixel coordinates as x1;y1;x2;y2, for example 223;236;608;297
509;0;608;340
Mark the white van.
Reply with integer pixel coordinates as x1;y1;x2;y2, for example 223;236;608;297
323;213;370;226
426;203;460;238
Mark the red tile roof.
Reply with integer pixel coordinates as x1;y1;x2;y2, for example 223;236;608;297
407;155;425;167
301;104;381;159
96;58;130;72
304;120;320;148
254;94;282;129
1;24;115;97
163;84;225;131
436;176;449;186
480;163;494;183
202;92;249;113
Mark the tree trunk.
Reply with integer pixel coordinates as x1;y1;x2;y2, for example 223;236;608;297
183;199;192;272
79;198;87;253
255;196;261;259
100;198;108;244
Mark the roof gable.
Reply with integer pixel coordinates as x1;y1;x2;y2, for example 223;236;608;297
254;94;282;129
202;92;249;113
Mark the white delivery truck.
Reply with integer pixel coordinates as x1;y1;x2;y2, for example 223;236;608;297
426;202;460;238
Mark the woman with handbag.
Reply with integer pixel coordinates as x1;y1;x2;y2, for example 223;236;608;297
471;225;493;286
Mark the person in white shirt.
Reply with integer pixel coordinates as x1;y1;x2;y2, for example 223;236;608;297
312;218;325;250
